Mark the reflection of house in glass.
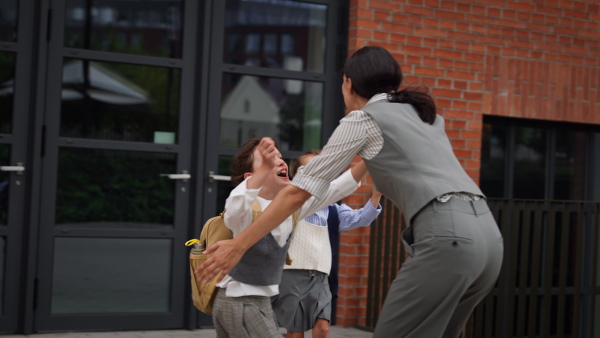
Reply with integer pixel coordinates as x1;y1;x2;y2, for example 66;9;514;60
220;75;280;147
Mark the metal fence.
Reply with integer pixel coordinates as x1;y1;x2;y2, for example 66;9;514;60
365;198;600;338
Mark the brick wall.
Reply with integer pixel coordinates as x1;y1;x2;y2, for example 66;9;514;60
336;0;600;327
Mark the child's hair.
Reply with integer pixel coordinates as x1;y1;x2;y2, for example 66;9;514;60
290;149;321;178
231;138;279;186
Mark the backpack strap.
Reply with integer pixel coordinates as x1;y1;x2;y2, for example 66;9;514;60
291;210;299;230
251;200;262;220
251;200;299;229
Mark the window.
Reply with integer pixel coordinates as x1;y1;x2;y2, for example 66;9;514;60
481;117;599;201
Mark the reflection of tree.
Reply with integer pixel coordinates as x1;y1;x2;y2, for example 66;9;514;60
278;93;321;151
0;52;14;134
56;149;174;225
0;145;8;224
60;59;180;142
480;124;507;198
278;94;305;150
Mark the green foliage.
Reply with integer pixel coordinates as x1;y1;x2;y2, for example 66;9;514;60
56;149;175;226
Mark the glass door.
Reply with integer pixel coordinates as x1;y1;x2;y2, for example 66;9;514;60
33;0;199;331
203;0;346;219
0;0;36;333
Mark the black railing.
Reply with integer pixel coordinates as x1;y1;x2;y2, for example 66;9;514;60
365;198;600;338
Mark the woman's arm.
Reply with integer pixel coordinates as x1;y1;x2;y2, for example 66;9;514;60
196;112;380;282
196;184;311;282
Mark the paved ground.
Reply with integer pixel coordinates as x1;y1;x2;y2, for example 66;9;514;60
4;326;374;338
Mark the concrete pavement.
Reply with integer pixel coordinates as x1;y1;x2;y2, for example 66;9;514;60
4;326;374;338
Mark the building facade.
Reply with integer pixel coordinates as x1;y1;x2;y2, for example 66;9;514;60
336;0;600;330
0;0;598;334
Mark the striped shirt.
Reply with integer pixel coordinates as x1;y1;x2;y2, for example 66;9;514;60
292;93;481;203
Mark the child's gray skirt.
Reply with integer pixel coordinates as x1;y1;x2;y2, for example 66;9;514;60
272;269;332;332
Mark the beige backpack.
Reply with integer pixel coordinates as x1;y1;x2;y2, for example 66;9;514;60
186;201;298;315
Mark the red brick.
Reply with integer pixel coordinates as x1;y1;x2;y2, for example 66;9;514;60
436;9;464;20
447;70;476;80
441;0;455;9
371;0;399;11
453;100;468;109
564;9;590;19
468;102;484;111
456;3;470;12
487;7;501;17
374;10;390;21
454;149;472;158
415;27;447;38
518;11;532;20
454;80;468;89
354;18;380;29
433;49;464;59
507;1;535;11
374;30;389;40
433;88;462;98
462;130;482;139
444;109;475;119
403;4;434;16
351;7;373;18
554;26;580;36
536;5;563;15
503;9;517;18
438;78;452;87
401;45;433;56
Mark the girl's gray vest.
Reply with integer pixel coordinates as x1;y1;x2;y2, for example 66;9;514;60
362;99;484;224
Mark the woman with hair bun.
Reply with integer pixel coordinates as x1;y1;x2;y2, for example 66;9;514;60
198;45;504;338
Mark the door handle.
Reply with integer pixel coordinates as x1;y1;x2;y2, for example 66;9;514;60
208;171;231;183
160;170;190;182
1;163;25;175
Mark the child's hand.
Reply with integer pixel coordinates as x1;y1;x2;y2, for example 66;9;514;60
257;137;279;171
371;187;383;208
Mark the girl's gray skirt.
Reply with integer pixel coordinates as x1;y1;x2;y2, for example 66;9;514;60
271;269;332;332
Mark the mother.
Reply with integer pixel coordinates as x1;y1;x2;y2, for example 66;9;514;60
198;45;503;338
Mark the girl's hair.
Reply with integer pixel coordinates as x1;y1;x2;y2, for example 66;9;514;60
290;149;321;178
230;138;279;186
343;45;437;124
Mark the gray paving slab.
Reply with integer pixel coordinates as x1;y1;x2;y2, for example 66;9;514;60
3;326;373;338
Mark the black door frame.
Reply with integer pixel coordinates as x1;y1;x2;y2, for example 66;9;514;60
4;0;348;333
27;0;200;332
201;0;348;217
0;0;38;333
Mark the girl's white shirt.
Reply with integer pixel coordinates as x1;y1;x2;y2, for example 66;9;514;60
217;169;360;297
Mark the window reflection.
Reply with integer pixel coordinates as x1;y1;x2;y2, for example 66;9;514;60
0;237;4;312
554;130;587;200
60;59;180;143
56;148;176;228
220;73;322;151
594;133;600;202
65;0;183;58
513;126;547;199
52;238;171;314
480;123;507;198
0;0;17;42
0;145;9;226
0;52;15;134
224;0;327;72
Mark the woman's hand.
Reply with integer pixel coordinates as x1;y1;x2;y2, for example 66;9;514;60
195;239;245;283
